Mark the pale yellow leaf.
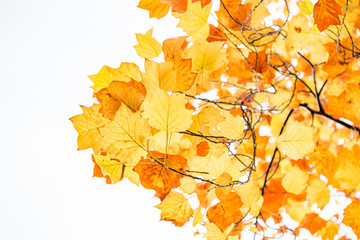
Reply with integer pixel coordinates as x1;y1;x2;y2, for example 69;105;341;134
179;177;196;194
173;0;211;40
281;166;309;195
204;221;233;240
142;89;193;132
142;60;177;94
155;191;194;227
93;154;123;184
217;112;245;140
277;121;315;160
100;105;150;161
307;179;330;209
193;208;204;227
70;104;110;154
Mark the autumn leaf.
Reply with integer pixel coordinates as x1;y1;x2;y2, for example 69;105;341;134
138;0;170;19
204;222;234;240
155;190;194;226
281;165;309;195
96;79;146;120
277;121;315;160
100;105;150;161
133;151;187;196
307;178;330;208
173;0;211;39
134;28;162;59
207;173;243;231
93;154;124;184
142;89;193;132
70;104;110;154
190;39;226;72
313;0;343;32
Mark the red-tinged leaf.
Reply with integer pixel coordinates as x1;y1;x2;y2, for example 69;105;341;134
133;151;187;197
313;0;343;32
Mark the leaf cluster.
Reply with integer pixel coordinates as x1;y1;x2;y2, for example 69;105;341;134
71;0;360;239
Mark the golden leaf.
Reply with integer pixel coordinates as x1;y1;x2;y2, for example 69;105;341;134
190;39;226;73
100;105;150;161
173;0;211;40
142;89;193;132
70;104;110;154
281;165;309;195
134;28;162;59
155;191;194;227
277;121;315;160
138;0;170;19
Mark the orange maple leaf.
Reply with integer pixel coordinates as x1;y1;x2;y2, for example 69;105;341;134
133;151;187;197
313;0;343;32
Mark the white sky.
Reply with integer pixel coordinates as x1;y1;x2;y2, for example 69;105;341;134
0;1;202;239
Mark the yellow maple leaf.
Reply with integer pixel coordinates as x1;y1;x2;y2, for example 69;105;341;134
93;154;124;184
307;179;330;209
142;60;177;94
277;120;315;160
173;0;211;40
204;222;234;240
190;39;226;73
142;89;193;132
281;165;309;195
134;28;162;59
88;63;141;93
179;177;196;194
216;111;245;140
70;104;110;154
155;191;194;227
100;105;150;161
138;0;170;19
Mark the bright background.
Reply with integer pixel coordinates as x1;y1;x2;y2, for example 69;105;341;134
0;1;201;239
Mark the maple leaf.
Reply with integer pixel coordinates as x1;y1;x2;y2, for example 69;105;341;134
88;63;141;93
134;28;162;59
204;222;234;240
155;190;194;226
207;173;243;231
281;165;309;195
277;121;315;160
173;0;212;40
70;104;110;154
138;0;170;19
100;105;150;161
133;151;187;196
190;39;226;73
313;0;343;32
93;154;124;184
96;79;146;120
142;89;193;132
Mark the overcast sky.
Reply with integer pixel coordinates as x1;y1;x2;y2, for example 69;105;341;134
0;1;204;239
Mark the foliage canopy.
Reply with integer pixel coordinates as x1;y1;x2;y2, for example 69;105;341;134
71;0;360;239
